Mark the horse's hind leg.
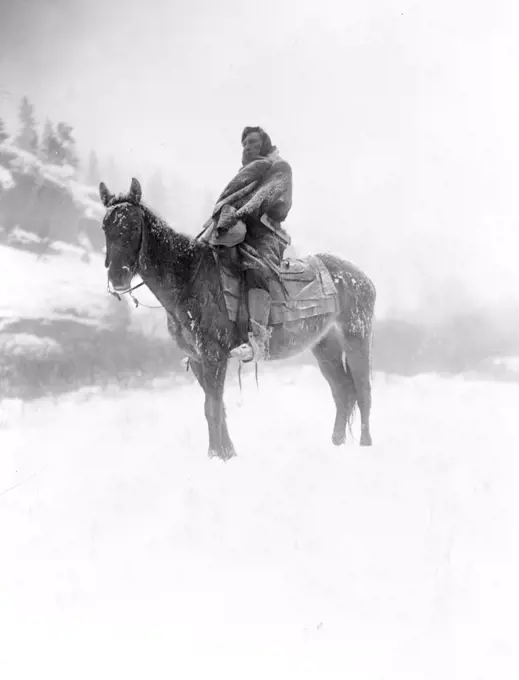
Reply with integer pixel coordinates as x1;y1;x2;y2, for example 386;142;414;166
341;331;373;446
312;329;356;446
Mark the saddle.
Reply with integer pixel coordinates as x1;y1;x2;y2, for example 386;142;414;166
198;211;338;330
218;245;338;333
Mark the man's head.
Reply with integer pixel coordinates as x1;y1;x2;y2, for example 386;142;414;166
241;126;275;165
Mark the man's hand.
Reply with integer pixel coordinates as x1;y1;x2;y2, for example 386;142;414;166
215;204;242;237
216;224;230;236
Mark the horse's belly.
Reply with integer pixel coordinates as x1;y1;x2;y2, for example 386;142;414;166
268;313;337;359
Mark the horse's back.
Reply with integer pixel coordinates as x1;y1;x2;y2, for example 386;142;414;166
315;252;376;306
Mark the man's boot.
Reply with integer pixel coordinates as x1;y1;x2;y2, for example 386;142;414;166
230;288;271;362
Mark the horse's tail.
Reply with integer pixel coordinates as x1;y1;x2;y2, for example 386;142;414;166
341;350;358;438
343;275;376;440
363;277;376;384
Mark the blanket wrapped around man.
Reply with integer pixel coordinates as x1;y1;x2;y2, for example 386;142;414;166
198;149;293;277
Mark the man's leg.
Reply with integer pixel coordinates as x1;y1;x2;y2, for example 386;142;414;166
230;268;271;362
247;268;272;361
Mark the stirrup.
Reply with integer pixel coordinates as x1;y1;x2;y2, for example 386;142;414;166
229;343;254;362
230;323;270;363
229;334;267;363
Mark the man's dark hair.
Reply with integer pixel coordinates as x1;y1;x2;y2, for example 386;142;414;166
241;126;276;157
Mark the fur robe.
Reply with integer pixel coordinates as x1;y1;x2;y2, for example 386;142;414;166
199;149;293;249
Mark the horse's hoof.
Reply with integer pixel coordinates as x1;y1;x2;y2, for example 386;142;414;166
332;431;346;446
360;433;372;446
208;446;237;461
221;446;237;461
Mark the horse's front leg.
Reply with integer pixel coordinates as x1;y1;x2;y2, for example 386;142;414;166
190;355;236;460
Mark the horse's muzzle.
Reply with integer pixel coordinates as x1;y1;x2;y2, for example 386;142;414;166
108;265;133;292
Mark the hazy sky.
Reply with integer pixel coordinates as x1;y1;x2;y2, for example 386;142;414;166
1;0;518;316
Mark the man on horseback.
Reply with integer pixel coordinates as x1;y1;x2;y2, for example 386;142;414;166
198;126;293;362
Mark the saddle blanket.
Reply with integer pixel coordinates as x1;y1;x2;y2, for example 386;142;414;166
220;254;339;326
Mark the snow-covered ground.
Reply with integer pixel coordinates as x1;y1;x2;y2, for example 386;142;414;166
0;366;517;680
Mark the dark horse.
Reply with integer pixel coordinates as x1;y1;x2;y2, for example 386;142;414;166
99;178;376;460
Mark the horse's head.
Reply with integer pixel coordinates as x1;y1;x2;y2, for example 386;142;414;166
99;177;144;292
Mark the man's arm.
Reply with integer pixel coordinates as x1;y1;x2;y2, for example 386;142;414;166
215;158;273;204
235;159;292;222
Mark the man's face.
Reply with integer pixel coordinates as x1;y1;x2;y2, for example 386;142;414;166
242;131;264;165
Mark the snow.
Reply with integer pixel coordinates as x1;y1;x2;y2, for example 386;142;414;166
0;164;14;189
3;142;74;188
0;331;62;357
0;366;517;680
0;243;111;329
0;141;105;220
4;225;42;245
493;355;519;373
67;181;105;220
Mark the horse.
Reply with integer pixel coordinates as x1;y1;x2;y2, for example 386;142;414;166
99;177;376;461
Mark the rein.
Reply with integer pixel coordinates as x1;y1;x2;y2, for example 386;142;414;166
107;276;162;309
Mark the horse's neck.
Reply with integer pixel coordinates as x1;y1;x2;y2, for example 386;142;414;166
138;210;200;299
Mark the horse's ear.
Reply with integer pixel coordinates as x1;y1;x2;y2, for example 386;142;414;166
129;177;142;203
99;181;113;207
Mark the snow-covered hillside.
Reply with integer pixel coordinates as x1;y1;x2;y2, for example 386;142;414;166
0;239;159;362
0;140;106;252
0;366;517;680
1;241;111;330
0;237;183;398
1;141;103;214
0;240;166;340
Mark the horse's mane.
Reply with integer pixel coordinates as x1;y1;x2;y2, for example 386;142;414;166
138;198;219;304
109;192;204;257
140;202;194;250
139;199;218;289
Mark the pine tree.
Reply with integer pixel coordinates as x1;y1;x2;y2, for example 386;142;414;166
55;121;78;168
86;149;101;186
16;96;39;152
0;116;8;143
40;118;61;163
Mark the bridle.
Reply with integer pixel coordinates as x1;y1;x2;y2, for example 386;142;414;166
106;270;147;304
104;199;158;308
